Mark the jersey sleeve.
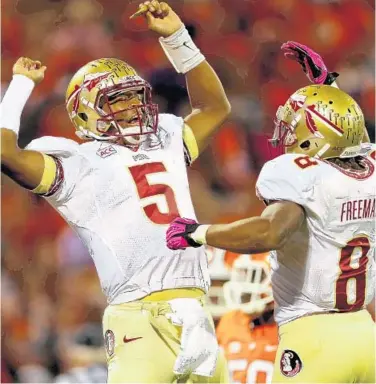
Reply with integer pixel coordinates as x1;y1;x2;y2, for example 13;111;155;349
46;154;87;205
25;136;86;205
256;154;316;206
182;124;199;166
158;113;199;166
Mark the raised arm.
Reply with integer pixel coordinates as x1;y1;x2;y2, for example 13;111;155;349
1;57;53;192
183;61;231;154
281;41;370;143
133;1;231;159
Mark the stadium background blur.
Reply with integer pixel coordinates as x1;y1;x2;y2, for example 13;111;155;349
1;0;374;382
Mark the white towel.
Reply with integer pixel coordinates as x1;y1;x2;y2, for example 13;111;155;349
166;298;219;377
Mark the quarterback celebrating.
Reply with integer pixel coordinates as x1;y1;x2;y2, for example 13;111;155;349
167;43;375;383
1;1;230;383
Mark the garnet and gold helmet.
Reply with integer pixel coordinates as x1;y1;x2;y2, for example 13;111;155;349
65;58;158;142
270;85;365;159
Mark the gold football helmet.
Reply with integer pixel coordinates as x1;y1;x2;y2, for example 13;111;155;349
65;58;158;142
270;85;365;159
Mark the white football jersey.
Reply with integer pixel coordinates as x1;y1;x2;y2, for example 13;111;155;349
26;114;210;304
256;144;376;326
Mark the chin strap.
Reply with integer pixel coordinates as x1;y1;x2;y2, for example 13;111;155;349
75;128;112;141
75;127;150;150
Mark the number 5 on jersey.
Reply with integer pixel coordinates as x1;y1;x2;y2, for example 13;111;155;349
128;162;180;225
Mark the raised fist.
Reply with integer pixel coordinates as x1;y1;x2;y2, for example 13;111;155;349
13;57;47;85
131;1;184;38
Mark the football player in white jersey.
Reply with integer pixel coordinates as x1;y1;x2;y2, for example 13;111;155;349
0;2;231;382
166;43;375;383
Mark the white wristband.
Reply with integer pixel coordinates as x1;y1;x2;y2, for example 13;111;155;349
0;75;35;135
189;225;210;245
159;25;205;74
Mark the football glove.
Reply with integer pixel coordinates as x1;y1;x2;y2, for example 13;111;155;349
281;41;339;85
166;217;202;250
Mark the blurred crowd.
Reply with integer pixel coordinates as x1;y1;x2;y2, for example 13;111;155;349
1;0;374;382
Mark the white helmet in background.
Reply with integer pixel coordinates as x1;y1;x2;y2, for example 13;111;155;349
223;253;273;315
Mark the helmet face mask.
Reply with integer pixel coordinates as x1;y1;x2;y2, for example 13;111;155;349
66;58;158;144
94;81;158;141
270;106;299;154
270;85;365;159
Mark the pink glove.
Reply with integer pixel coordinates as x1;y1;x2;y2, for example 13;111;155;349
281;41;338;85
166;217;202;250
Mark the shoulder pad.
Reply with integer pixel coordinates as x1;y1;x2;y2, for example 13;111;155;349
256;154;317;205
25;136;80;158
158;113;184;131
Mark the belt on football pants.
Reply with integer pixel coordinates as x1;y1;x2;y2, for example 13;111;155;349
140;288;205;302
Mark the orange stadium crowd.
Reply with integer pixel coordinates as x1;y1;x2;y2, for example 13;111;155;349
1;0;375;382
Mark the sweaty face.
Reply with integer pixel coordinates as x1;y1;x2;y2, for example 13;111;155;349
101;90;143;127
98;89;153;145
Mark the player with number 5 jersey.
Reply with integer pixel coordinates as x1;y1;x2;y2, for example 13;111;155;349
166;42;375;383
0;2;231;383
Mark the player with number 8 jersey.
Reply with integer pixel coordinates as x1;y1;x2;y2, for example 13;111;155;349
166;43;375;383
0;1;231;382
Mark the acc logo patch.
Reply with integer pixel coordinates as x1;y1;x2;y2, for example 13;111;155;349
104;330;115;357
97;145;117;158
280;349;302;377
